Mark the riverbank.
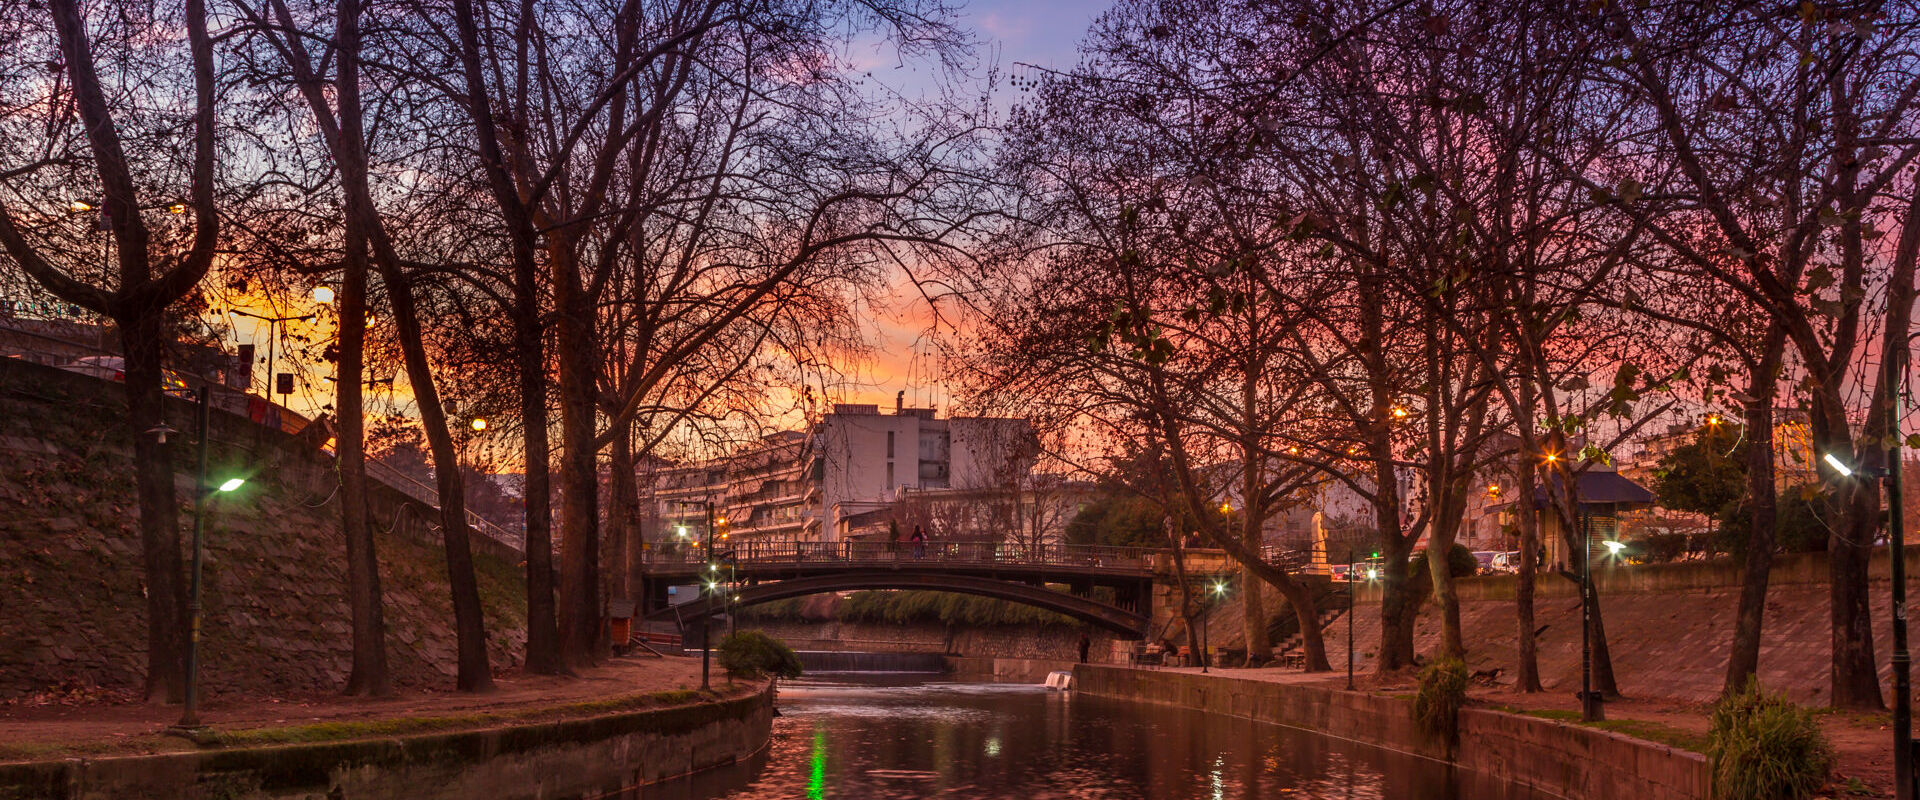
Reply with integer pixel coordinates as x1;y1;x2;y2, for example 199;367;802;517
0;655;773;799
1094;663;1902;798
1075;664;1709;800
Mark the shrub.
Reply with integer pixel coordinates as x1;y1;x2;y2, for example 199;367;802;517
717;630;803;680
1413;656;1469;742
1707;682;1833;800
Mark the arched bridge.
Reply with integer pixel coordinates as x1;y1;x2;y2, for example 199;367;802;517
636;540;1278;639
651;571;1150;636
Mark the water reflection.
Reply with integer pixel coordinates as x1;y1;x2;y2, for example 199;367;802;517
631;674;1542;799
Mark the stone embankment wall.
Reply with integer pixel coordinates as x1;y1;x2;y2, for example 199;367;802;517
1335;548;1919;705
1075;666;1709;800
0;359;526;699
0;683;775;799
750;619;1123;661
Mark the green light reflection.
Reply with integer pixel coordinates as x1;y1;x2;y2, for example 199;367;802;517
808;723;828;799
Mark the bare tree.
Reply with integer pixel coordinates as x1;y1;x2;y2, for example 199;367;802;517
0;0;222;703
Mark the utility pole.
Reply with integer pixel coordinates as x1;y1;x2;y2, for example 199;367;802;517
701;500;714;691
175;387;212;730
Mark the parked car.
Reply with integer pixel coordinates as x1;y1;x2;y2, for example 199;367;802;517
61;355;124;381
1329;564;1351;582
60;356;194;398
1472;551;1501;575
1488;551;1524;574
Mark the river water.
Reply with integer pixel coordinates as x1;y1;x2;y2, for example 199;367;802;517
637;673;1544;800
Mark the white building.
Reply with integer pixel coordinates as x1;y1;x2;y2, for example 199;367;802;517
633;402;1038;544
809;402;1037;540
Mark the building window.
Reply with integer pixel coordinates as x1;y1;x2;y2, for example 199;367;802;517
886;431;895;458
887;461;895;487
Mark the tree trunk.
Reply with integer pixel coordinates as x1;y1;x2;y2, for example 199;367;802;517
605;424;638;655
1277;580;1333;671
1514;456;1543;692
515;259;559;674
1376;534;1417;671
1723;349;1781;696
1428;485;1468;660
338;224;389;697
119;311;186;703
1808;393;1886;709
1830;452;1886;708
553;242;602;669
1242;564;1268;665
376;268;494;690
610;424;645;612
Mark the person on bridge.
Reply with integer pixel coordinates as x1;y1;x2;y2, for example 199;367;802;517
910;525;926;559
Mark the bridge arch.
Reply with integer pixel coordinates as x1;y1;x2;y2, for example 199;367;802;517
643;570;1148;637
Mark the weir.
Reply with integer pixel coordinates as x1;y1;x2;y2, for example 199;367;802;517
793;650;950;673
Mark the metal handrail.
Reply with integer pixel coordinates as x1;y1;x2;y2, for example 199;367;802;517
638;539;1318;574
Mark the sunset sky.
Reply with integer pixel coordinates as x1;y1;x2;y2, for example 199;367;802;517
224;0;1116;430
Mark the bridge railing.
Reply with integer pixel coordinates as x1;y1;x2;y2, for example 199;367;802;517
639;539;1164;572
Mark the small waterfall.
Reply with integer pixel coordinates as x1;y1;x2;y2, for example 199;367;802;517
795;650;950;673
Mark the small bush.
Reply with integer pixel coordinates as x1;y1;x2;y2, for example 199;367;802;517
1707;682;1833;800
717;630;803;680
1413;656;1469;741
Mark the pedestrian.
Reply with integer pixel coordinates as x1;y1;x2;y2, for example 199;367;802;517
1078;632;1091;664
911;524;927;559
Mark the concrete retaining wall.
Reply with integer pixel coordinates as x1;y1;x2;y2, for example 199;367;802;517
947;656;1079;683
0;684;775;800
1073;666;1708;800
0;358;526;698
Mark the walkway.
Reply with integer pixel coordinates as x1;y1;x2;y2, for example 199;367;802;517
0;655;737;761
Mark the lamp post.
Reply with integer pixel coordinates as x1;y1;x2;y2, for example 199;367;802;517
1347;556;1357;690
174;387;245;731
702;500;715;691
1580;506;1604;722
227;308;314;403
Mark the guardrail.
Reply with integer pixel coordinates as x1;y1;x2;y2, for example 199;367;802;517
639;539;1318;575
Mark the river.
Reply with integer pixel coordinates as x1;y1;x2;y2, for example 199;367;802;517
637;673;1545;799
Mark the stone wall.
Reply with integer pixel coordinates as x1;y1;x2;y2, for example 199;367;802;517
748;619;1127;664
1074;666;1709;800
0;683;775;799
0;359;526;699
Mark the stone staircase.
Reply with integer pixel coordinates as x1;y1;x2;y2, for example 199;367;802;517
1267;582;1351;662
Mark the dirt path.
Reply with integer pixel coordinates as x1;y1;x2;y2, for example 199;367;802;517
0;654;746;761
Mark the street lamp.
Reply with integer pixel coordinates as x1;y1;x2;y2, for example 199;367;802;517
1347;555;1358;690
1202;581;1227;673
470;417;488;432
1579;506;1604;722
175;387;245;732
1824;452;1855;478
226;308;314;403
701;500;717;690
